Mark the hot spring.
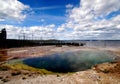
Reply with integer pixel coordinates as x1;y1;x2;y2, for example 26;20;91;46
22;50;116;73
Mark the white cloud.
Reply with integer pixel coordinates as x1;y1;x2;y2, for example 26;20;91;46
61;0;120;39
80;0;120;17
0;0;120;40
57;24;66;32
40;19;45;22
0;0;29;21
46;24;55;28
57;28;65;33
0;24;56;40
0;19;5;21
66;4;73;8
32;6;62;10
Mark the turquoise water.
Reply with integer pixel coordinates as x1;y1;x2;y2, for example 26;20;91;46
23;50;116;73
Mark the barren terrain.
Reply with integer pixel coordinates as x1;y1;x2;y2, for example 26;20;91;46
0;46;120;84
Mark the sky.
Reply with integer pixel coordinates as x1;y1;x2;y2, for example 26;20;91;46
0;0;120;40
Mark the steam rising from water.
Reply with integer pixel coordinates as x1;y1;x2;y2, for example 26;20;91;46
23;50;115;73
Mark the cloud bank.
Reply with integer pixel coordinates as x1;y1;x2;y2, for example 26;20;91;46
58;0;120;40
0;0;120;40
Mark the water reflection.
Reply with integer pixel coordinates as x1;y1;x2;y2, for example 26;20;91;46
23;50;115;73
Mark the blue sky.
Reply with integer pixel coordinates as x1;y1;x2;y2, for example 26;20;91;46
0;0;120;40
9;0;80;27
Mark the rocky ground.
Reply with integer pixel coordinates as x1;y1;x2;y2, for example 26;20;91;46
0;46;120;84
